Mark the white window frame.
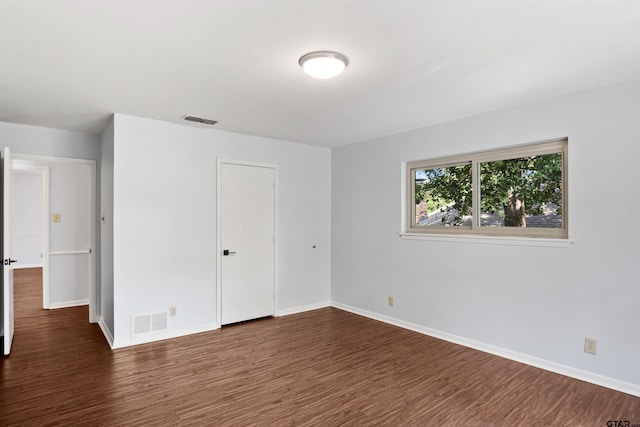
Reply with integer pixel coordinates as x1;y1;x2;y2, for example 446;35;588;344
405;138;568;240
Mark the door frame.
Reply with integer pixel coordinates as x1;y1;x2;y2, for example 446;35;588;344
12;153;97;323
11;164;50;308
2;147;14;355
216;158;278;327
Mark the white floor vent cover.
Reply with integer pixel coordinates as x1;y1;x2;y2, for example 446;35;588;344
132;312;168;336
151;312;168;331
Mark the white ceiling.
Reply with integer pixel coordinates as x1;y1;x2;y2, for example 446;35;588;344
1;1;640;148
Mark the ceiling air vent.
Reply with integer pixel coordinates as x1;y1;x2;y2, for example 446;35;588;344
183;115;218;126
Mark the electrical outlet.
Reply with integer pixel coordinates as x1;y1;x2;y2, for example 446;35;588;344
388;296;394;307
169;306;177;317
584;337;597;355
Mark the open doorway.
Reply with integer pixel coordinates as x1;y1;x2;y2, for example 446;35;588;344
11;165;49;310
11;154;96;323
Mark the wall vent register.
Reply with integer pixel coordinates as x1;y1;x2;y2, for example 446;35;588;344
183;115;218;125
132;312;168;336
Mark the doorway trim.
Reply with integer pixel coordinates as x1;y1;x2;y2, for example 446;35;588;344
216;158;279;327
11;164;50;308
12;153;97;323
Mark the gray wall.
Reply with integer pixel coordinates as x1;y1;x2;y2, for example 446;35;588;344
331;79;640;388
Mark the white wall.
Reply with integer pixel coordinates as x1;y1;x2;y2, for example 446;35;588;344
331;79;640;391
100;117;114;339
110;114;331;347
48;161;92;306
11;170;44;267
0;122;100;160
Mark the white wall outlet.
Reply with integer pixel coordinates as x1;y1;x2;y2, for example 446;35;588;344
169;306;177;317
584;337;597;355
388;296;394;307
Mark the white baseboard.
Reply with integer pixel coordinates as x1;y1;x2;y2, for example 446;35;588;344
107;301;331;349
49;299;89;309
111;322;219;349
13;264;43;269
331;301;640;398
276;301;331;317
98;317;114;348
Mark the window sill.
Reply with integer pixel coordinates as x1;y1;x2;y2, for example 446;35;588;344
398;232;574;247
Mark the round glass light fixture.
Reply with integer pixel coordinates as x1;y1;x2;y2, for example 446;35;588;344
299;51;349;79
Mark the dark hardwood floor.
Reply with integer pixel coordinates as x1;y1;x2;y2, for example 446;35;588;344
2;268;639;426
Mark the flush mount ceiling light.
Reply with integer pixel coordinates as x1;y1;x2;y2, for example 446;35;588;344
299;51;349;79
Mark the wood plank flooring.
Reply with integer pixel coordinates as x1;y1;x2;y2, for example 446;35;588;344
2;268;639;426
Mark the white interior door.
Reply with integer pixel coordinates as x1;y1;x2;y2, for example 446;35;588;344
2;147;15;355
219;162;275;325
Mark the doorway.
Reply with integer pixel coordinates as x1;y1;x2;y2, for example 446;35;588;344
11;165;49;309
217;159;276;326
3;152;96;355
11;154;96;320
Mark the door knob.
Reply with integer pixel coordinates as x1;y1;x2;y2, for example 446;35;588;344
222;250;236;256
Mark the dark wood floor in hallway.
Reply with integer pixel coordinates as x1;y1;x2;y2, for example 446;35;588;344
2;268;639;426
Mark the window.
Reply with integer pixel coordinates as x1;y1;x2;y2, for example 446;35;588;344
407;139;567;239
